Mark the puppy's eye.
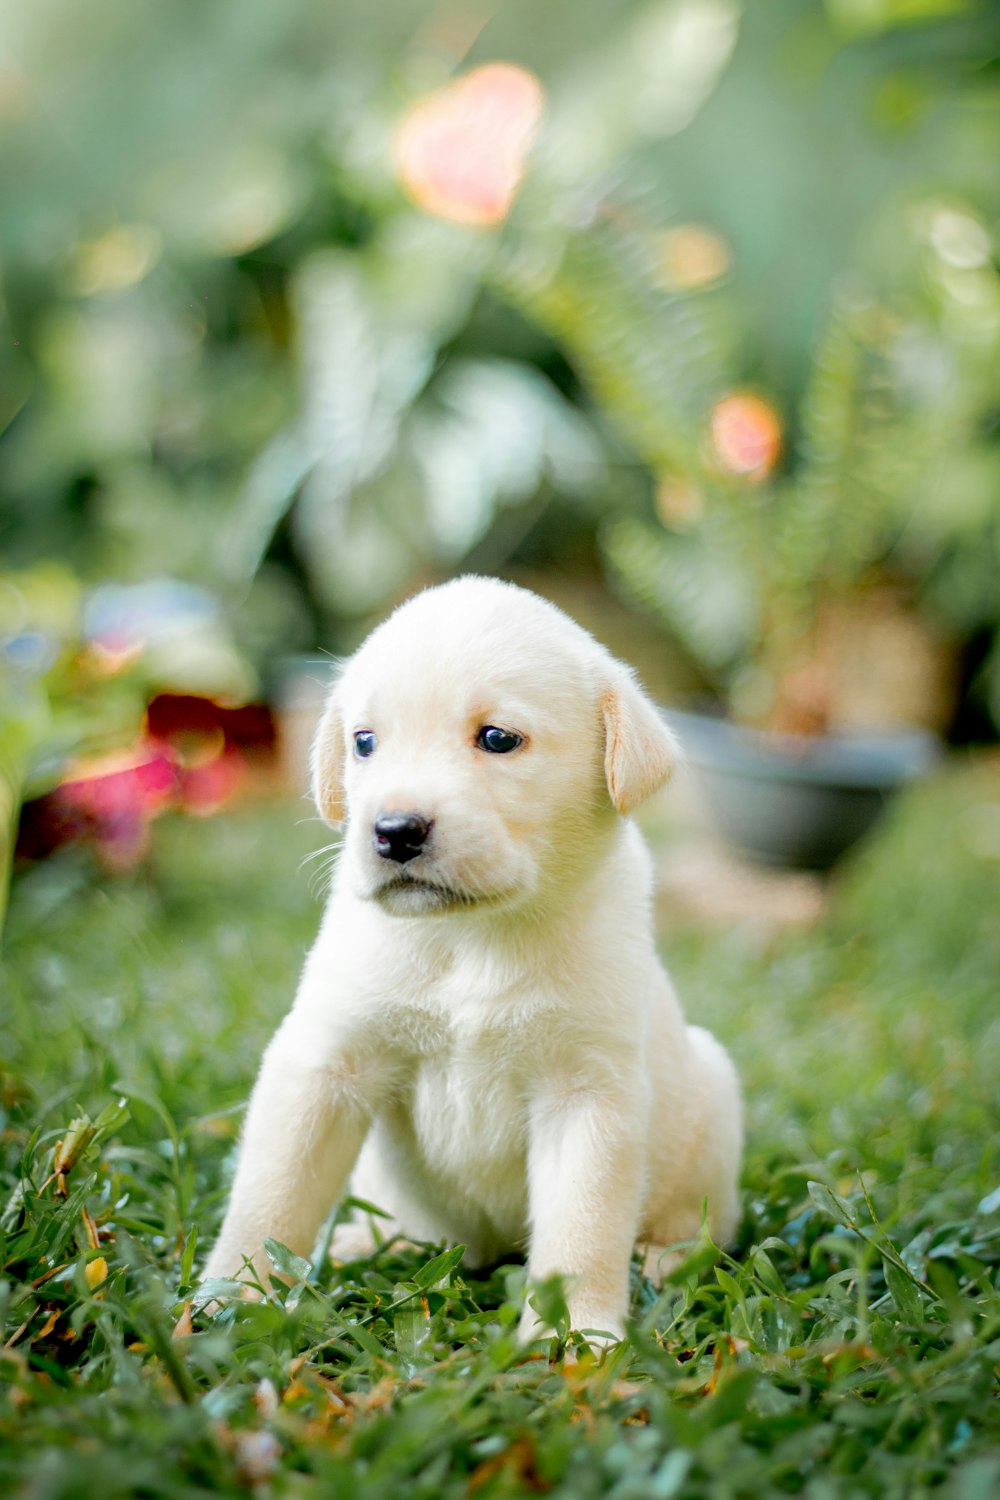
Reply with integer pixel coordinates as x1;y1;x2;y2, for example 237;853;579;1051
353;730;377;759
476;725;523;754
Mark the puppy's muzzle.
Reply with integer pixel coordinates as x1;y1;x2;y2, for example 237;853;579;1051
373;812;432;865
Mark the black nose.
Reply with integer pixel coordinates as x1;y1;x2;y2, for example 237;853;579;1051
373;812;431;864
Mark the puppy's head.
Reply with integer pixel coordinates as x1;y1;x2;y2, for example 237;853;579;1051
312;577;677;916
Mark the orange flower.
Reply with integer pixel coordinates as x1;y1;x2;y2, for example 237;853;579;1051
655;475;704;529
394;62;545;226
658;225;731;291
710;393;782;480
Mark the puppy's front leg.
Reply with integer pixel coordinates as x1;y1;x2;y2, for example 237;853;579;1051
521;1088;647;1346
201;1021;370;1289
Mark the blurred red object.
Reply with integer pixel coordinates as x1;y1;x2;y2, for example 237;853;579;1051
181;749;246;817
17;743;179;871
394;62;545;226
16;696;276;870
145;694;275;752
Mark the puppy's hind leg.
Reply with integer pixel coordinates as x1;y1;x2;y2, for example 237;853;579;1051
329;1217;415;1263
685;1023;743;1246
642;1025;743;1283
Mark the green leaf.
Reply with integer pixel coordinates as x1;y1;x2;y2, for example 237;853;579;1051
751;1248;787;1298
338;1315;390;1361
194;1277;250;1304
703;1367;758;1427
340;1195;395;1220
527;1274;570;1339
807;1181;858;1231
263;1238;312;1284
393;1295;431;1365
883;1256;924;1324
178;1225;197;1289
977;1185;1000;1216
411;1245;467;1292
926;1260;973;1339
715;1266;744;1301
662;1237;721;1285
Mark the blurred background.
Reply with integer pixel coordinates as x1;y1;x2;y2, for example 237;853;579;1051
1;0;998;911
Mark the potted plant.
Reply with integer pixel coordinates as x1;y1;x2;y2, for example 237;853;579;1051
585;259;997;868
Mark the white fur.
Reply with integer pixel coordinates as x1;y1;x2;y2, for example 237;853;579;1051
202;577;743;1343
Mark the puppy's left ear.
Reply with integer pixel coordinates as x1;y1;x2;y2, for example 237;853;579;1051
311;687;347;826
601;666;679;816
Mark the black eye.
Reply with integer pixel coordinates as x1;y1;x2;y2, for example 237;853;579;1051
353;731;377;759
476;725;523;754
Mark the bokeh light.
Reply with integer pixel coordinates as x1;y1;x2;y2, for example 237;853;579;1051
71;224;162;297
657;223;731;290
655;474;705;528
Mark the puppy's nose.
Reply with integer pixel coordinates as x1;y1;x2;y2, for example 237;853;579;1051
373;812;431;864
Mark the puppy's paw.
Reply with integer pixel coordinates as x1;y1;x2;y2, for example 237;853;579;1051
517;1306;625;1353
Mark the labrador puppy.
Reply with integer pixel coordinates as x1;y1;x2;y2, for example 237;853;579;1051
202;576;742;1342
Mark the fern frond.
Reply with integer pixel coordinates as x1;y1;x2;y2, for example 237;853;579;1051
494;177;729;476
601;514;754;685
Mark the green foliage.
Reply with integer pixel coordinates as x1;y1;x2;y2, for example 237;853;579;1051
0;564;152;931
2;770;999;1495
498;3;1000;725
4;0;997;729
496;181;728;477
596;219;1000;721
600;511;755;677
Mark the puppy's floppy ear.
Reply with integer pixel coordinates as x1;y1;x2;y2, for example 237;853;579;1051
601;665;679;816
311;686;347;826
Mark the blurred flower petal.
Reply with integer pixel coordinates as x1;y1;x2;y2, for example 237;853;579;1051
710;393;782;480
57;744;178;819
17;742;178;872
180;749;245;817
394;63;545;226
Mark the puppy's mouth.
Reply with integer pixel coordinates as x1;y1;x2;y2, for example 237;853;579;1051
373;871;495;915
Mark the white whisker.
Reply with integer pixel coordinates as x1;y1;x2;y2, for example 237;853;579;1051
300;840;343;869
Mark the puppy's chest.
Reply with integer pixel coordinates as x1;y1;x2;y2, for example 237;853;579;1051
379;1002;531;1180
366;955;552;1179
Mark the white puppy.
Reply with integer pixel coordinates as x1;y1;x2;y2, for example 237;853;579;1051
203;577;742;1342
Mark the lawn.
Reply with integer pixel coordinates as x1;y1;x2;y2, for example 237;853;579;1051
2;762;999;1499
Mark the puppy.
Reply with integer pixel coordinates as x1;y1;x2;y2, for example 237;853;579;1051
202;577;742;1342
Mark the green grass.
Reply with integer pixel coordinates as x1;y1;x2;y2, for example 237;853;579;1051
2;765;999;1499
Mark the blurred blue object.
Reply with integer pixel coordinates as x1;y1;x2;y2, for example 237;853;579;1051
2;632;59;677
83;580;218;651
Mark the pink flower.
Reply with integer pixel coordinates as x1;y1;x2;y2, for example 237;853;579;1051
52;743;179;871
17;693;272;871
394;63;545;226
710;393;783;481
180;749;245;817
